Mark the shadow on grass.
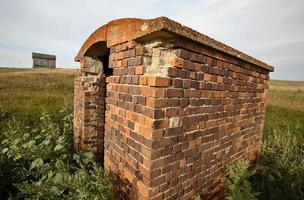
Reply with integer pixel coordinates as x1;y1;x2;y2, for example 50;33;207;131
250;153;304;200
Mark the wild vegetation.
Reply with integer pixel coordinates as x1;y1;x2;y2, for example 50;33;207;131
224;80;304;200
0;109;114;199
0;68;303;199
0;68;114;199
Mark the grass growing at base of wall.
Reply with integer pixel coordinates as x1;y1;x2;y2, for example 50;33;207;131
224;80;304;200
0;108;114;199
253;81;304;200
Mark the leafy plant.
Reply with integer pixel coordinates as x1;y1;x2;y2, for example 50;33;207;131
223;159;258;200
18;152;114;200
194;195;201;200
224;124;304;200
250;127;304;200
0;107;114;200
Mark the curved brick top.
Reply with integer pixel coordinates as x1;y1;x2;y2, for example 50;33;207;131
75;17;274;71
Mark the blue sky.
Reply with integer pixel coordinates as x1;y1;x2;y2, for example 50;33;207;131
0;0;303;80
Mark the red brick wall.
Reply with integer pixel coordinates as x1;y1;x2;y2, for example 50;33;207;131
74;57;106;158
74;37;269;200
104;40;153;199
148;38;269;199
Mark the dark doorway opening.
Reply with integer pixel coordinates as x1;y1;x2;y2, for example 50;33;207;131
99;50;113;76
84;41;112;165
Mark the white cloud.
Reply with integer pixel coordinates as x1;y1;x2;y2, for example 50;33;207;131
0;48;32;68
0;0;303;80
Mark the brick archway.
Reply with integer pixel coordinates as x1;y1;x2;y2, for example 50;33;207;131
74;41;111;162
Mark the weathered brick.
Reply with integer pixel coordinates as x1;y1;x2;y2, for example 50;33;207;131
135;66;145;75
147;76;172;87
165;108;179;117
146;97;169;108
172;79;183;88
170;57;184;68
141;87;166;97
168;67;178;78
136;47;145;56
167;88;184;97
174;49;189;59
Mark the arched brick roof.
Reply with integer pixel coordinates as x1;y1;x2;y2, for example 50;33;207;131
75;17;274;71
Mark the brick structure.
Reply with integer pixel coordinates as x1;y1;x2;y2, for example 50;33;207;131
74;17;274;199
32;52;56;68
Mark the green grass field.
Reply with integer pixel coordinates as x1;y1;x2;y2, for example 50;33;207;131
0;68;76;130
265;80;304;138
0;68;303;199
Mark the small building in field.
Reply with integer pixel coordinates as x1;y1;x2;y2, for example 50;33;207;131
73;17;274;200
32;52;56;68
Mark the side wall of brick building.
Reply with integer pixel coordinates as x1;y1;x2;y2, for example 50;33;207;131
148;38;269;199
104;36;269;200
74;35;269;200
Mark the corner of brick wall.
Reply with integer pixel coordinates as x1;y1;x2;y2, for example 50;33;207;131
73;57;106;160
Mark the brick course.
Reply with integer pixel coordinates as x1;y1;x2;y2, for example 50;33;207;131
74;17;273;200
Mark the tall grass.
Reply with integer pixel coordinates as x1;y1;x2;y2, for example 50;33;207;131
0;68;76;130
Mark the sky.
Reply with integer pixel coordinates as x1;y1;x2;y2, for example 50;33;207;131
0;0;303;80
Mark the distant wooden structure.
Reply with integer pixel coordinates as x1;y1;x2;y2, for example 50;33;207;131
32;52;56;68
